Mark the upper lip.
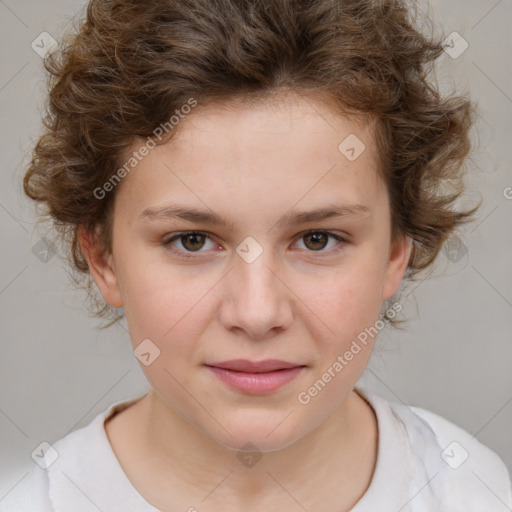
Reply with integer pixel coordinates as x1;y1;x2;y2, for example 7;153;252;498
206;359;305;373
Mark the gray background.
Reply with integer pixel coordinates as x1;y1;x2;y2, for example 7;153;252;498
1;0;511;500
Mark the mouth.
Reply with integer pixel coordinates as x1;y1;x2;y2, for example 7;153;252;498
206;359;305;373
205;359;307;394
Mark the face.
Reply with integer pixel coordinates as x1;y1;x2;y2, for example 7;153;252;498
83;91;410;453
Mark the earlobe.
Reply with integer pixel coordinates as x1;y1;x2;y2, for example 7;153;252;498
381;235;413;302
78;226;123;308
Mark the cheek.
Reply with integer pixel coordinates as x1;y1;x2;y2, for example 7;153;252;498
114;249;195;341
117;262;221;378
116;233;387;356
303;263;385;334
295;262;386;390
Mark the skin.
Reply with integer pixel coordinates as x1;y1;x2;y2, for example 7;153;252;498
80;90;412;512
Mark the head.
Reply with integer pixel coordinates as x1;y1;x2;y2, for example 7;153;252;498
24;0;480;451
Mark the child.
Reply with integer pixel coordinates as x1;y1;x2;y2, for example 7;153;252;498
2;0;511;510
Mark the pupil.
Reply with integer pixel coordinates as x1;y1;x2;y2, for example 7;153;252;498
306;232;327;250
184;234;204;251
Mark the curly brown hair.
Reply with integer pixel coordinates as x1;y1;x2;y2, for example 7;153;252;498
23;0;481;329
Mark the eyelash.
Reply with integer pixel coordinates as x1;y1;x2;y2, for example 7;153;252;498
161;230;349;259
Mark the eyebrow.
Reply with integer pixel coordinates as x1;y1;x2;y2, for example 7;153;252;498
138;202;371;230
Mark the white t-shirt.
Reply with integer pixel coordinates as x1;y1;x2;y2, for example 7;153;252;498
1;386;511;511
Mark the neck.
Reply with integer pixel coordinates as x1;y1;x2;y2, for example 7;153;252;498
130;388;378;510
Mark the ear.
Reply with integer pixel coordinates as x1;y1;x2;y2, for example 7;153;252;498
78;225;123;308
381;234;412;301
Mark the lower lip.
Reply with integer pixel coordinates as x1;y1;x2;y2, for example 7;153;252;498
206;366;305;394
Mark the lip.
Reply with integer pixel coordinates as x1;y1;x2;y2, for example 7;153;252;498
205;359;306;394
207;359;303;372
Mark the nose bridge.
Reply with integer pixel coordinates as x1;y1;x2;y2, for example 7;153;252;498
220;235;292;336
233;234;281;300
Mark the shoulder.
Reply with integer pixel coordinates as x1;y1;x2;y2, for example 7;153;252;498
401;402;512;509
356;386;512;510
1;395;144;512
0;465;53;512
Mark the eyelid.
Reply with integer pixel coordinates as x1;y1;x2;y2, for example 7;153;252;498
161;229;349;258
161;230;218;254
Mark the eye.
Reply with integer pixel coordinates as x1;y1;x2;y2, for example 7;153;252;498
162;231;218;258
161;229;349;259
293;230;348;254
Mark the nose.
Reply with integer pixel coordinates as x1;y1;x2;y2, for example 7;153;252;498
217;240;294;340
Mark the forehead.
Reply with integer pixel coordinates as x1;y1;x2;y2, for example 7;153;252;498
115;92;384;216
171;91;375;156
